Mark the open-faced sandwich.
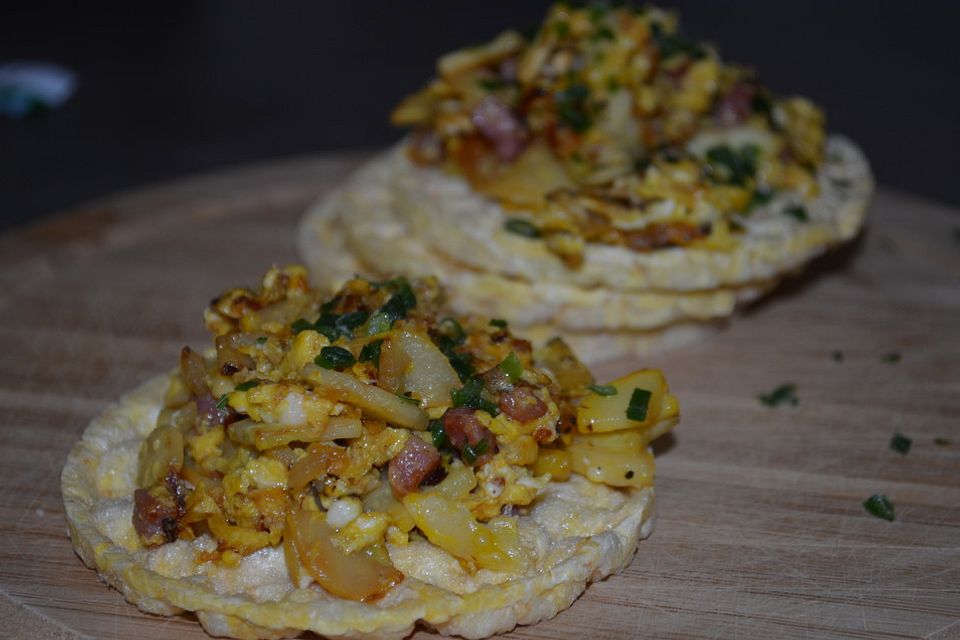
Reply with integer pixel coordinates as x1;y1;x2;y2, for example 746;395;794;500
63;265;679;639
298;3;872;359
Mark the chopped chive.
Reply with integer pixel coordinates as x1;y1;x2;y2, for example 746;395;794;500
314;346;356;371
396;392;421;406
504;218;541;238
626;388;652;422
706;144;759;186
934;438;951;446
256;336;268;345
591;25;615;41
746;188;774;212
366;311;393;336
489;318;508;329
291;318;314;334
588;384;618;396
429;419;450;450
437;317;465;344
889;432;912;455
882;352;901;364
447;350;475;383
215;393;229;410
463;438;490;464
831;350;844;362
478;77;509;91
234;380;260;392
783;205;809;222
863;494;895;522
359;339;383;365
498;351;524;383
758;383;798;407
451;377;499;416
652;22;706;60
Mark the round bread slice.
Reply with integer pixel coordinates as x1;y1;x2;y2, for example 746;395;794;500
387;136;873;292
296;158;776;332
63;375;655;640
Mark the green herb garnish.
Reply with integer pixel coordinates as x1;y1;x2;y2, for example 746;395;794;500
451;377;499;416
234;380;260;392
863;494;895;522
429;419;450;450
882;352;901;364
489;318;508;329
478;77;510;92
291;318;314;334
379;284;417;325
758;383;798;407
706;144;759;186
437;317;465;344
783;205;809;222
504;218;542;238
555;83;592;133
359;339;383;365
746;188;774;212
433;318;474;382
314;346;356;371
463;439;490;464
365;311;393;336
890;432;912;455
447;351;475;383
397;393;421;406
588;384;618;396
498;351;524;383
591;25;615;41
215;393;230;410
626;388;652;422
651;22;705;60
256;336;268;345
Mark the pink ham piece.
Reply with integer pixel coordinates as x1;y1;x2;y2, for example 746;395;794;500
471;96;528;161
388;436;442;497
715;81;755;127
498;386;547;423
442;407;497;466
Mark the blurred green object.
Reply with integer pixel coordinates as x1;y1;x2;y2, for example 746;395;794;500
0;61;76;118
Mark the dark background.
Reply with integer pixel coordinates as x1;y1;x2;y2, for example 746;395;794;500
2;1;958;232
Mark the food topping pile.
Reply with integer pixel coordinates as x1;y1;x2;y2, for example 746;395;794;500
133;266;679;601
392;3;827;266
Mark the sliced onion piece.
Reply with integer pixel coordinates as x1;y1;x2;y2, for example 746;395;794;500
285;509;403;601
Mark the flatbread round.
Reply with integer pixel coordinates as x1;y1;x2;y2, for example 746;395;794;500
299;156;776;332
386;136;872;292
63;375;655;640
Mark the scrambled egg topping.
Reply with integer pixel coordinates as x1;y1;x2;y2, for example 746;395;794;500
133;266;678;600
392;3;826;266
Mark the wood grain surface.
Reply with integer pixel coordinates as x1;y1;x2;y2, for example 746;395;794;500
1;152;958;640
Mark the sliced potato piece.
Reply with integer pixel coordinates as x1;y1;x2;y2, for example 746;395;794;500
577;369;673;433
530;448;571;481
566;444;655;488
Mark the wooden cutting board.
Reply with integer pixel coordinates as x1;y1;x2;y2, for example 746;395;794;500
1;152;957;640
